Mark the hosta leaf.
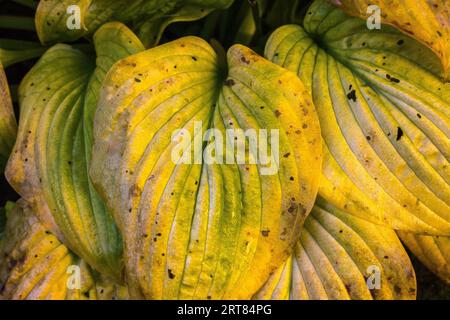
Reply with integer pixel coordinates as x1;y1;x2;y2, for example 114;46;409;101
0;63;17;171
90;36;322;299
0;202;14;241
36;0;234;47
0;200;128;300
328;0;450;79
0;199;94;300
265;0;450;235
5;22;145;279
255;197;416;300
398;231;450;284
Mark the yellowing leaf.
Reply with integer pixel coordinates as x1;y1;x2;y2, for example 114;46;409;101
0;63;17;171
90;36;322;299
266;0;450;235
328;0;450;80
255;197;417;300
398;231;450;284
5;22;145;279
0;200;94;300
0;199;128;300
35;0;234;46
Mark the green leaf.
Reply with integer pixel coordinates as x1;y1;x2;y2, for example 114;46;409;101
0;199;128;300
255;197;416;300
398;231;450;285
265;0;450;235
90;36;322;299
35;0;234;47
5;22;145;279
0;63;17;172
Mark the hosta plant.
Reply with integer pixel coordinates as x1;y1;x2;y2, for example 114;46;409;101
0;0;449;300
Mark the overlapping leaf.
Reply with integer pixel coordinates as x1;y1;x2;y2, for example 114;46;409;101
328;0;450;79
255;197;416;300
5;22;145;279
90;36;322;299
0;63;17;171
398;231;450;284
0;199;94;300
0;199;128;300
265;0;450;235
36;0;234;47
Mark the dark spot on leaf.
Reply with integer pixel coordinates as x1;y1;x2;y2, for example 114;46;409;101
416;113;422;119
168;269;175;279
274;110;281;117
225;79;235;87
397;39;404;45
240;56;250;64
287;202;297;214
396;127;403;141
261;229;270;237
134;78;141;83
192;56;198;61
283;153;290;158
347;89;357;102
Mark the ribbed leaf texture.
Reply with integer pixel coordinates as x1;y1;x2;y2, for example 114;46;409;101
0;200;128;300
256;197;416;300
399;231;450;285
90;36;323;299
6;22;145;279
328;0;450;79
265;0;450;235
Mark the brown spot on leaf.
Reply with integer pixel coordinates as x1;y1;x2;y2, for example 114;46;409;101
261;229;270;237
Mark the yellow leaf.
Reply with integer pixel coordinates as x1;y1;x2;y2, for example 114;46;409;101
0;63;17;171
255;197;417;300
329;0;450;80
90;36;322;299
398;231;450;285
0;199;128;300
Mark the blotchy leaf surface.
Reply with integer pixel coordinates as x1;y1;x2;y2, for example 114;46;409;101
5;22;145;279
328;0;450;79
90;36;322;299
398;231;450;284
266;0;450;235
36;0;234;46
0;63;17;171
255;197;416;300
0;199;129;300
